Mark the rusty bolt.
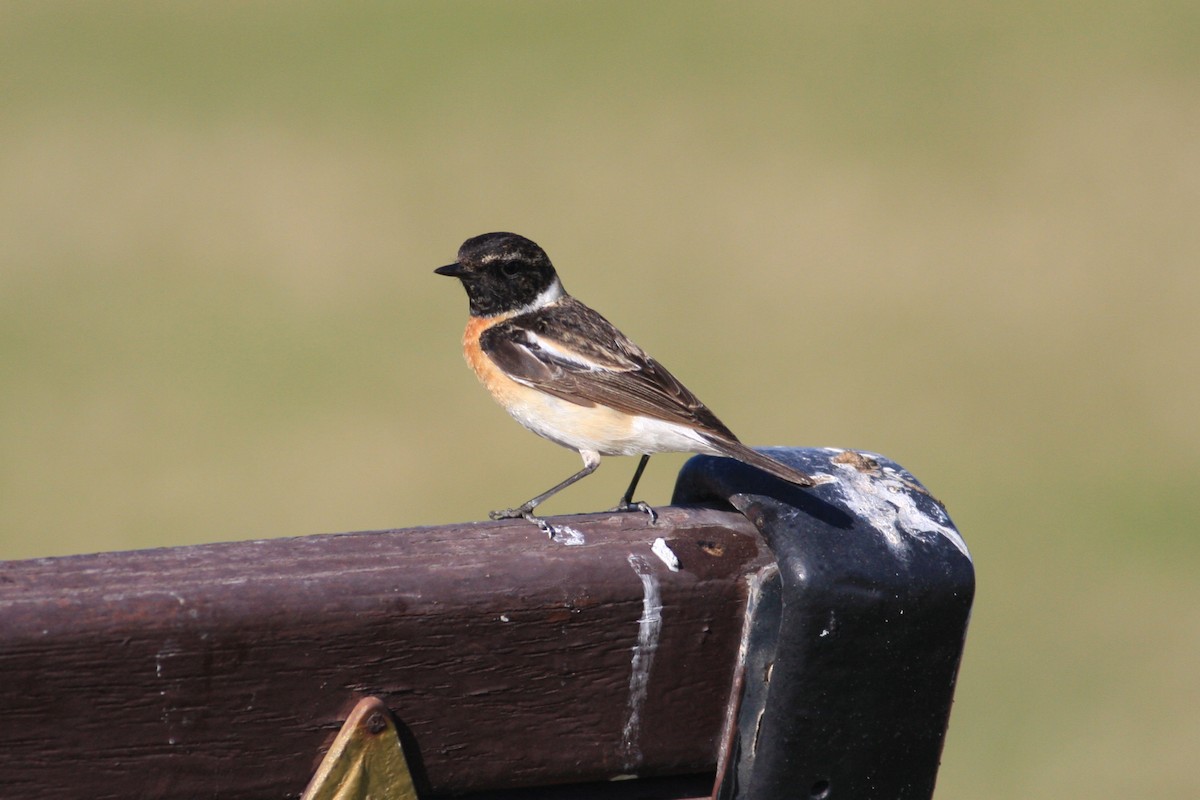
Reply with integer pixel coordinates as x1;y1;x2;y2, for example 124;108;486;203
365;711;387;735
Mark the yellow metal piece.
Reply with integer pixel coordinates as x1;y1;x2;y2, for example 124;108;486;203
301;697;420;800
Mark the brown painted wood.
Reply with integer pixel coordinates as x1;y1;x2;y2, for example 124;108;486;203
0;507;768;799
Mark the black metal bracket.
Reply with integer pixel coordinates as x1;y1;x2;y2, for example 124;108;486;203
673;447;975;800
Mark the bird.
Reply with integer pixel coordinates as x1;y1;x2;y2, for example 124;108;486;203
435;232;815;537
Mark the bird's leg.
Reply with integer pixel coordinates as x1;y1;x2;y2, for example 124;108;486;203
490;452;600;538
609;454;656;524
615;454;650;508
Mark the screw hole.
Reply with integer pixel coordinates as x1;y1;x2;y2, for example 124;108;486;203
810;778;831;799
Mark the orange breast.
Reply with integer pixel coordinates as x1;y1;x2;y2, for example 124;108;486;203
462;315;525;405
459;315;640;454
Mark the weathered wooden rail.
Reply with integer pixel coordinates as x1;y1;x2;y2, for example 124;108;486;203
0;448;974;799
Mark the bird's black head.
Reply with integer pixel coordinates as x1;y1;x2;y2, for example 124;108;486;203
435;232;563;317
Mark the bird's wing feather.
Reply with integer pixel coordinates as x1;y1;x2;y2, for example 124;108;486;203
480;298;738;440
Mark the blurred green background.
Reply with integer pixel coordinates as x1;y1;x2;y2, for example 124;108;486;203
2;2;1198;797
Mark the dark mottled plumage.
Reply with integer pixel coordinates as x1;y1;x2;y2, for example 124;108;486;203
480;297;738;440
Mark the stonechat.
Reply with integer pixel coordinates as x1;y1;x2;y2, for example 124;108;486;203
436;232;813;536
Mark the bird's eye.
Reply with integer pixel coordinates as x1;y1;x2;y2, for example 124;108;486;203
500;261;520;277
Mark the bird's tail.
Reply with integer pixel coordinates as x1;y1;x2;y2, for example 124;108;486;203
706;438;816;488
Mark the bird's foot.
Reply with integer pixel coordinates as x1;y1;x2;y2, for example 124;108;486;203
491;506;557;539
526;513;557;539
489;505;532;521
610;499;658;525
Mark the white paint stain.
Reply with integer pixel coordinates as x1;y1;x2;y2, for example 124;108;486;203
552;525;586;546
620;554;663;768
825;452;970;559
155;638;184;746
650;537;680;572
155;639;182;681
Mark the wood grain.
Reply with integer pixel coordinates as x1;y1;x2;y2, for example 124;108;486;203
0;507;767;799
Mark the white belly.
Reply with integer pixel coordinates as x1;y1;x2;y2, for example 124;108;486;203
505;389;720;458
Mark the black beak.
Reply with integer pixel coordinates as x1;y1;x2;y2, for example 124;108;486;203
434;262;466;277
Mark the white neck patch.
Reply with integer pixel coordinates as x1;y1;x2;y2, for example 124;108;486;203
514;277;565;315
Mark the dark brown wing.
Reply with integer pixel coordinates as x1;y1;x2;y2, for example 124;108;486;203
480;297;738;441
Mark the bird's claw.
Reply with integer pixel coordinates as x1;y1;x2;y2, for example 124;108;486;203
491;507;557;539
532;517;557;539
610;499;657;525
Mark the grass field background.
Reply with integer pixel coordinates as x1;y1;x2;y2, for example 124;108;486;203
3;3;1198;797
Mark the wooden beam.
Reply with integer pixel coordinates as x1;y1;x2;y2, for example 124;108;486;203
0;507;767;799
